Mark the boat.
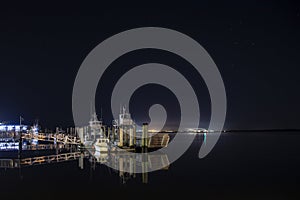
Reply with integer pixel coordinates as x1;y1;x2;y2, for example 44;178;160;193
94;138;109;152
77;111;106;148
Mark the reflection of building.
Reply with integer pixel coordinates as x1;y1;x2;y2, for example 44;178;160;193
0;150;86;169
117;152;170;184
92;149;170;184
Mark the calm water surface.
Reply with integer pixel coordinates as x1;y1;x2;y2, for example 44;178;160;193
0;132;299;199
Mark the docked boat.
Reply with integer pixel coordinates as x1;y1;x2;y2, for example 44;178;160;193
94;138;109;152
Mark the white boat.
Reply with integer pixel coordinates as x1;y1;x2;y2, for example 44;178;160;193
94;138;109;152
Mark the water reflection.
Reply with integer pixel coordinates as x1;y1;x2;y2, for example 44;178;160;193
91;148;170;184
0;144;170;184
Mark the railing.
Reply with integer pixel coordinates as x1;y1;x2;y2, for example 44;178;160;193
22;133;81;145
148;133;170;148
0;151;88;169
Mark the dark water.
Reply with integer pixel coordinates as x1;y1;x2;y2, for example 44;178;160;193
1;132;300;199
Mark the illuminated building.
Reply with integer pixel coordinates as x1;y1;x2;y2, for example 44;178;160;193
0;125;27;132
114;106;136;147
141;123;149;147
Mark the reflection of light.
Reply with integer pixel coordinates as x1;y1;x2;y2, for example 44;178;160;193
148;129;159;133
163;130;174;133
31;139;38;145
0;142;19;150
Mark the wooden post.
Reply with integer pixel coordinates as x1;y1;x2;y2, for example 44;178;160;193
129;128;134;147
133;125;136;147
18;126;23;159
118;127;123;147
142;123;148;148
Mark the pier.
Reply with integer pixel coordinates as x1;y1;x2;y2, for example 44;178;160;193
22;133;81;145
0;151;88;169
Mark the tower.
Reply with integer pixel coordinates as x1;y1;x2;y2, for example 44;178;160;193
142;123;149;147
117;106;136;147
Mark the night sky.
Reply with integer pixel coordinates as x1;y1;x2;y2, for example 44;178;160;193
0;1;299;130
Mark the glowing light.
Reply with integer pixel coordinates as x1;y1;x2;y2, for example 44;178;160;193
0;125;28;131
148;129;159;133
